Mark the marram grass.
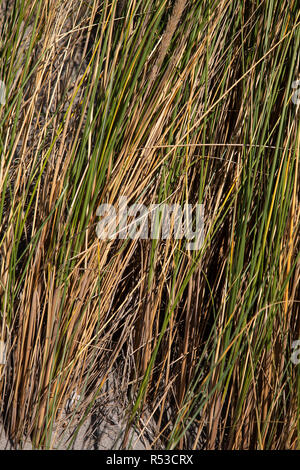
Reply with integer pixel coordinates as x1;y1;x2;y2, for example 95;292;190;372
0;0;299;449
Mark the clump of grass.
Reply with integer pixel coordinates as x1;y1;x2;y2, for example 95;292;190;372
0;0;299;450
